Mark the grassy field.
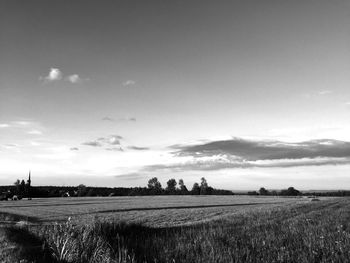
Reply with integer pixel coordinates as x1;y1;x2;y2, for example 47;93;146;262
1;196;349;262
0;195;306;226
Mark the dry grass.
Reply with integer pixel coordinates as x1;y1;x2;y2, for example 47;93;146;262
0;195;307;225
1;196;348;262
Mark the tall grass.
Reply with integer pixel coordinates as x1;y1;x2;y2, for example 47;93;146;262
6;198;350;262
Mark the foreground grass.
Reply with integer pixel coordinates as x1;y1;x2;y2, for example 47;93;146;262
2;198;350;262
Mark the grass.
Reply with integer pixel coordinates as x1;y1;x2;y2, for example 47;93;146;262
1;197;350;262
0;195;306;225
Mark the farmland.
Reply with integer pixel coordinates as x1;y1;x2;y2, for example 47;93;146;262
1;196;350;262
0;195;306;226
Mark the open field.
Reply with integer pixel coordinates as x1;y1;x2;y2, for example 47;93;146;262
1;196;349;262
0;195;308;226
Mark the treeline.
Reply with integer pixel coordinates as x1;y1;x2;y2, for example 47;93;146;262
247;187;350;197
302;191;350;197
248;187;301;196
0;177;233;198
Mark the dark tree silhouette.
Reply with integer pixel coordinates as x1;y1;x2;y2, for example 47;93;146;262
19;180;26;196
77;184;87;196
280;187;300;196
147;177;163;195
200;177;208;195
259;187;269;196
191;182;200;195
179;179;188;194
166;179;177;194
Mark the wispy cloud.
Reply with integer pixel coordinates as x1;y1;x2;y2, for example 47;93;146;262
132;138;350;173
66;74;82;84
0;123;10;128
128;146;149;151
102;116;136;122
122;80;136;87
12;121;33;126
106;147;124;152
121;117;136;122
70;147;79;151
102;117;115;122
174;138;350;161
27;129;43;135
82;141;102;147
83;135;123;149
318;90;333;95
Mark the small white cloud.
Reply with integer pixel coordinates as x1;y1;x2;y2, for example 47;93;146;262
27;130;43;135
122;80;136;87
30;141;41;146
108;136;121;145
318;90;332;95
0;123;10;128
41;68;62;82
66;74;83;84
345;102;350;105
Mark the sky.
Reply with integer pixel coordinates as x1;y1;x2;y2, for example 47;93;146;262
1;0;350;190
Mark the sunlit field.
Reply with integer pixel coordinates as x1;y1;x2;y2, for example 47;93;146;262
0;195;306;226
1;196;350;263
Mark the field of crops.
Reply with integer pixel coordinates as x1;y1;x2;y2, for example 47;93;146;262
0;195;307;226
1;196;349;263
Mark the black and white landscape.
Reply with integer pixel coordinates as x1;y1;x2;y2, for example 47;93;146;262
1;1;350;262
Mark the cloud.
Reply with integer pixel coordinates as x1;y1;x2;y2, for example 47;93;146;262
174;138;350;161
82;141;102;147
122;80;136;87
132;138;350;173
27;130;43;135
3;143;19;148
128;146;149;151
102;116;136;122
345;102;350;105
41;68;62;82
106;147;124;152
108;136;121;145
114;172;143;180
70;147;79;151
0;123;10;128
41;68;87;84
142;156;350;173
124;117;136;122
102;117;115;121
13;121;32;126
318;90;332;95
83;135;123;149
66;74;82;84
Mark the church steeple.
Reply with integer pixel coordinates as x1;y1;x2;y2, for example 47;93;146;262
27;170;31;186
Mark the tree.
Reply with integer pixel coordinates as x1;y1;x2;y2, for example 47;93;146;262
14;179;20;195
19;180;26;196
259;187;269;196
191;182;200;195
280;187;300;196
147;177;163;194
200;177;208;195
179;179;188;194
166;179;177;194
77;184;87;197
